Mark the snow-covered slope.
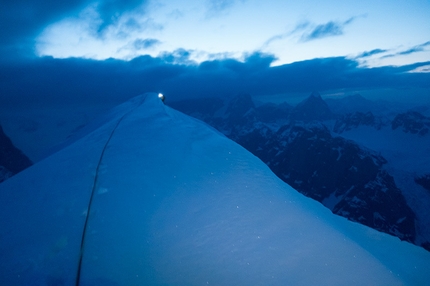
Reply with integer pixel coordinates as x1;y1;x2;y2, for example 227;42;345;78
1;93;430;285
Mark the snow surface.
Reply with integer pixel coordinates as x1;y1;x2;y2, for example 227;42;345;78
1;93;430;285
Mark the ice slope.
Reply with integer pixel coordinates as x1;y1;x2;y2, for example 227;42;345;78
0;93;430;286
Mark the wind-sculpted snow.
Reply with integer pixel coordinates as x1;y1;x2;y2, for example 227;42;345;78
1;94;430;285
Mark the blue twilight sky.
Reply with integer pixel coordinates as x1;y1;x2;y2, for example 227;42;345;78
0;0;429;106
33;0;430;67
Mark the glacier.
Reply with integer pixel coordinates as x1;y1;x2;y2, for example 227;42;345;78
0;93;430;285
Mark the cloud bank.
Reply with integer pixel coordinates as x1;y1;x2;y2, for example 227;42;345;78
1;53;429;109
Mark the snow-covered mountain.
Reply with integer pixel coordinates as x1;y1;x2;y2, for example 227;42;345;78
0;125;32;182
170;93;430;251
1;93;430;285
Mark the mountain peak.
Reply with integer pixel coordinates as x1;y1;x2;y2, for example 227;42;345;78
310;91;322;99
291;92;333;122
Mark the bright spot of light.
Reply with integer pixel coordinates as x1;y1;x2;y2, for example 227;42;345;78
158;93;165;101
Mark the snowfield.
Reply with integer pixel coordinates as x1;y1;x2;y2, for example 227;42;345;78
1;93;430;285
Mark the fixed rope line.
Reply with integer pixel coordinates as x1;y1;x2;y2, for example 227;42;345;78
75;98;145;286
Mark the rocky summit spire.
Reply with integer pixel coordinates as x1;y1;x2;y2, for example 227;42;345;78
310;91;322;98
290;91;333;122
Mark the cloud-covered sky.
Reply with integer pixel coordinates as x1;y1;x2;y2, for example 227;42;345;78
0;0;429;109
1;0;426;67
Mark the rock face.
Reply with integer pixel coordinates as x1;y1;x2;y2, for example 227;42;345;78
392;111;430;135
0;125;32;182
169;92;420;247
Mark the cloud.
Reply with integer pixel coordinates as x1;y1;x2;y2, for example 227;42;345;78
0;0;150;58
0;0;89;55
381;41;430;59
133;38;161;50
356;49;389;58
262;21;310;48
159;48;197;65
398;41;430;56
95;0;148;34
263;16;361;48
205;0;245;18
207;0;235;11
1;52;429;111
300;17;356;42
408;65;430;73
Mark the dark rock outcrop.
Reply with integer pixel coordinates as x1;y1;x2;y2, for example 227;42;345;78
415;174;430;192
392;111;430;135
0;125;32;182
333;111;386;133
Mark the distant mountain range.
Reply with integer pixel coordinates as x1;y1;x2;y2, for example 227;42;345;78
169;92;430;251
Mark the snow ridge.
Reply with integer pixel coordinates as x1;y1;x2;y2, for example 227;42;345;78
1;93;430;285
75;95;146;285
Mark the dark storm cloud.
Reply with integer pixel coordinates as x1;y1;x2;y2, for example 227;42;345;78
0;0;88;55
0;0;148;57
1;53;429;109
300;17;356;42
